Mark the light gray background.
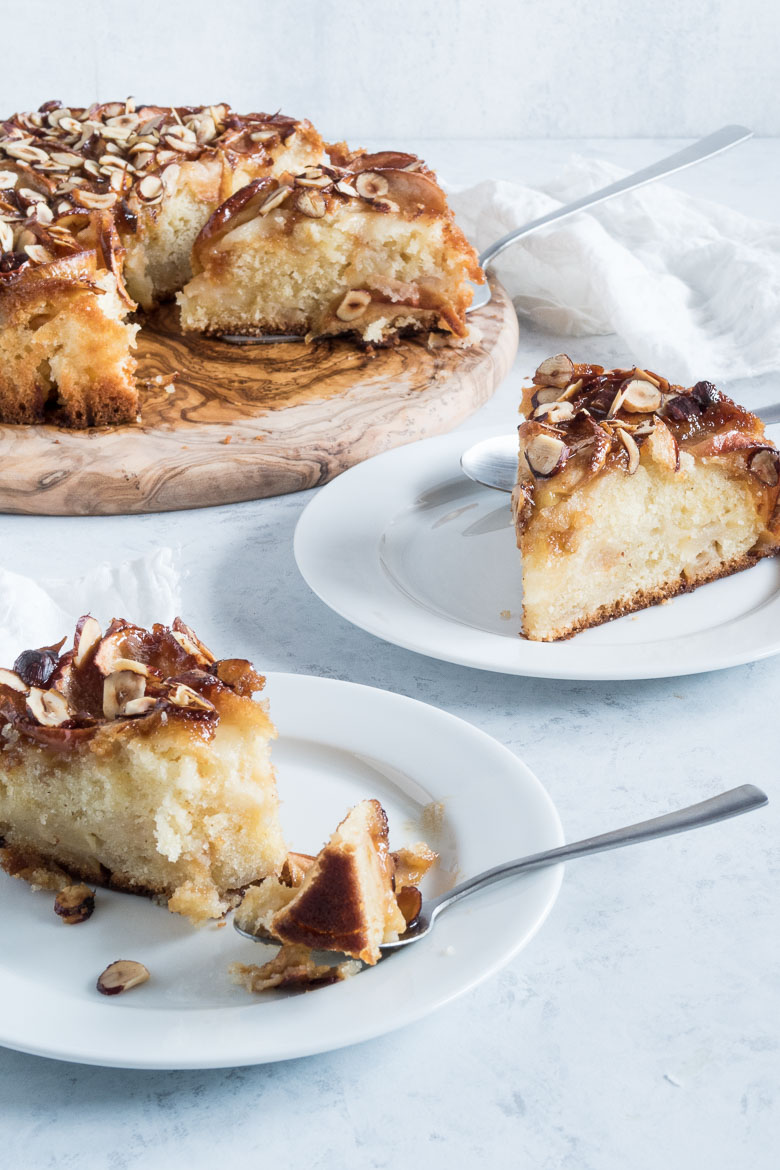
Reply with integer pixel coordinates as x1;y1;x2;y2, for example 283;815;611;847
8;0;780;137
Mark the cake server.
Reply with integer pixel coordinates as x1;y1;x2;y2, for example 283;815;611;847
461;402;780;492
220;125;753;344
234;783;767;954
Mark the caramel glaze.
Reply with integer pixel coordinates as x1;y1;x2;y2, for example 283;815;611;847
195;154;460;251
515;360;780;537
0;616;266;751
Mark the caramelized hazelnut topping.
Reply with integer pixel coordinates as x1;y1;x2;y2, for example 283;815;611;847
54;883;95;925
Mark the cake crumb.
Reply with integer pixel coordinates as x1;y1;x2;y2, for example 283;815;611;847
499;609;511;620
221;435;232;444
421;801;445;836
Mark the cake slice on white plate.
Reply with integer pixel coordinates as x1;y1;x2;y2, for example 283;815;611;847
0;616;287;921
512;355;780;641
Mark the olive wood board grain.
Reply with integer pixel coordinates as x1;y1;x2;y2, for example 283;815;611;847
0;277;518;515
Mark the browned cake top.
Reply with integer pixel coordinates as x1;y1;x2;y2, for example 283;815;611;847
515;354;780;518
0;615;265;749
0;100;310;275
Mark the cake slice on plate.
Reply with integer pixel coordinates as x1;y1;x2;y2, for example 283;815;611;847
0;616;287;921
513;355;780;641
177;150;483;345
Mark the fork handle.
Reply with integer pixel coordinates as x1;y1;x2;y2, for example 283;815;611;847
477;125;753;269
429;784;768;920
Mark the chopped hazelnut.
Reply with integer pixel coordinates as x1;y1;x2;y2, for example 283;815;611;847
54;883;95;925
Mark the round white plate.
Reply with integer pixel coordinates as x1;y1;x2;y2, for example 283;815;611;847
0;672;563;1069
294;427;780;680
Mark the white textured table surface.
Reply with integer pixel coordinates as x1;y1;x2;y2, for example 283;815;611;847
1;139;779;1170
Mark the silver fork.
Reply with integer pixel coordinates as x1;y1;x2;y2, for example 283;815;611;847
220;125;752;345
234;783;767;955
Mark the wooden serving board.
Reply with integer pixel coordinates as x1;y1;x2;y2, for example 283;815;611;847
0;278;518;515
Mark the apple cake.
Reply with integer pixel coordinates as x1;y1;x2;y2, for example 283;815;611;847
0;101;482;427
513;355;780;641
0;616;287;921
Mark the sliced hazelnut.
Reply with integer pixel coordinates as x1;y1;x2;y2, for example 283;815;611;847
0;667;29;694
620;378;663;414
26;686;71;726
525;434;569;478
122;696;158;716
72;190;118;211
166;683;215;712
259;184;292;215
24;244;53;265
530;385;563;410
532;400;575;424
532;354;574;389
54;883;95;925
336;289;372;322
617;427;641;475
103;670;145;719
137;174;163;204
606;385;627;419
111;658;150;676
335;179;358;198
93;631;145;677
96;959;150;996
355;171;389;200
73;615;102;669
748;448;780;486
171;620;215;664
295;190;326;218
294;166;331;190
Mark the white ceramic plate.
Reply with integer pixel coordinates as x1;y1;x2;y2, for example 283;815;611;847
0;672;562;1069
294;427;780;680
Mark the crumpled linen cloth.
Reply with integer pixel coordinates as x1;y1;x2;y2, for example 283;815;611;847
0;547;181;665
449;157;780;385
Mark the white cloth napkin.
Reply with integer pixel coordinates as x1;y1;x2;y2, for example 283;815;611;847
449;157;780;385
0;547;181;665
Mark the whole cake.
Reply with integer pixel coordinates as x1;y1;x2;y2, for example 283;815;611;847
513;355;780;641
0;101;482;427
0;616;286;921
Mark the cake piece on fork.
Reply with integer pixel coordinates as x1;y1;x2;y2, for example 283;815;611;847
0;616;287;921
513;355;780;642
234;799;409;966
